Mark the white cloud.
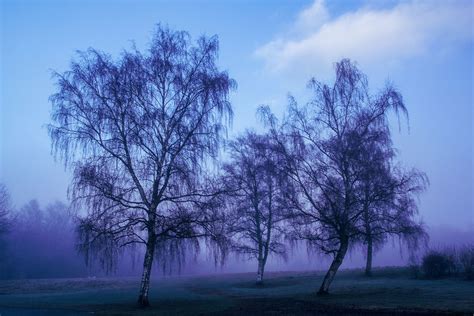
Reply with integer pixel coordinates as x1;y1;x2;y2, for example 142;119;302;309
256;0;473;75
293;0;329;35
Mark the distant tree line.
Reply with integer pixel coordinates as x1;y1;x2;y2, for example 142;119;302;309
0;189;86;279
44;25;429;306
0;186;143;279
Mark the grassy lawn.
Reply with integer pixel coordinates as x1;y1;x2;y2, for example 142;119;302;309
0;267;472;315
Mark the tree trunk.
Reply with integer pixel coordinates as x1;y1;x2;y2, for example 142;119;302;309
317;237;349;295
365;235;373;276
363;201;373;277
256;258;265;285
137;236;156;307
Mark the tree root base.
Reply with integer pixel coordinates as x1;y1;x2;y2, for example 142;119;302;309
317;290;329;296
137;295;150;307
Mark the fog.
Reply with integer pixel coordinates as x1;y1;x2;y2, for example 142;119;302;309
1;198;472;280
178;226;474;276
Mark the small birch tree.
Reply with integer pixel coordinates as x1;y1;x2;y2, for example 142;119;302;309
222;131;290;285
355;135;428;276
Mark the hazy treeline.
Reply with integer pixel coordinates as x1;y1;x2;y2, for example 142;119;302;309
0;192;82;279
0;185;468;281
0;187;145;279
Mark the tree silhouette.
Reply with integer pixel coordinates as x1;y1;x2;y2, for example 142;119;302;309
354;130;428;276
222;131;291;285
49;25;235;306
261;59;425;294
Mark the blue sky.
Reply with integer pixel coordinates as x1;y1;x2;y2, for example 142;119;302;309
1;0;472;230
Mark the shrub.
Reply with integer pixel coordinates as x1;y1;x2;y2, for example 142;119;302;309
422;250;455;279
458;245;474;280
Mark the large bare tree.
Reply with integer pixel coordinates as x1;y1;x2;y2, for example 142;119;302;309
222;131;291;285
49;25;235;306
261;59;422;295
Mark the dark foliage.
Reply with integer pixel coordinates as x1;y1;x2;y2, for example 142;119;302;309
458;245;474;280
420;246;474;280
422;250;456;279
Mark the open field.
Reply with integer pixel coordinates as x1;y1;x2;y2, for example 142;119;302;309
0;267;473;315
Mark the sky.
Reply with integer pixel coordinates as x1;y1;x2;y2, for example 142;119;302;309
1;0;473;234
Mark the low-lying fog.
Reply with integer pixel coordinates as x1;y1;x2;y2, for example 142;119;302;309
1;199;472;280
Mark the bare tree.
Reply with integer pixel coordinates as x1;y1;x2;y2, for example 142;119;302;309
355;137;428;276
261;59;418;295
222;131;291;285
49;25;235;306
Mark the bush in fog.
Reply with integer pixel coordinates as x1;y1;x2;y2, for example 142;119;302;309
421;246;474;280
422;249;456;279
458;245;474;280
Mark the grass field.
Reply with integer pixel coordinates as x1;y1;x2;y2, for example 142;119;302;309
0;267;473;315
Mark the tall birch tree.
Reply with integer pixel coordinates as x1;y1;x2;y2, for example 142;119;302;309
49;25;235;306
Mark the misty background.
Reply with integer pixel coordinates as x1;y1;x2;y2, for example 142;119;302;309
0;0;473;279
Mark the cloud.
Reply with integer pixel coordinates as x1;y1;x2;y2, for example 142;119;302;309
293;0;329;35
256;0;473;75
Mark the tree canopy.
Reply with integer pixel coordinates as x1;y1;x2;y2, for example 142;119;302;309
49;25;235;306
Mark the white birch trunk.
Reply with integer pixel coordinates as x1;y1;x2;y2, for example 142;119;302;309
256;259;264;285
138;236;156;307
317;237;349;295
